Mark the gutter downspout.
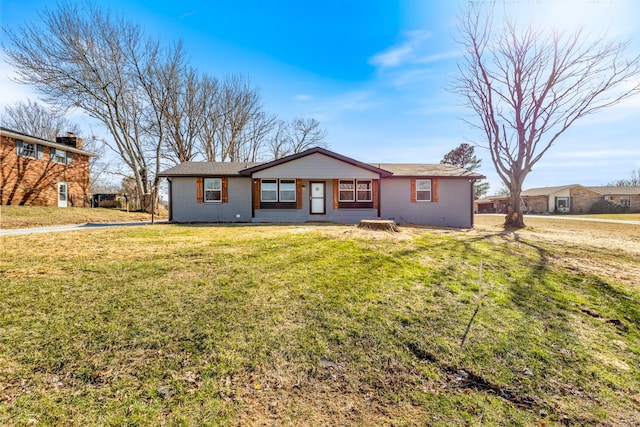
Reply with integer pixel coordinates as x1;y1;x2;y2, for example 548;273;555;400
166;178;173;222
470;179;477;228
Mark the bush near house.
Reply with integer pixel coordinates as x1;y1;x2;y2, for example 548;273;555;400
589;199;630;214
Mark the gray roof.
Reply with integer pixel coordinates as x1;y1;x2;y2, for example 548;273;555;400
374;163;485;179
1;127;96;157
158;153;486;179
587;186;640;195
158;162;262;177
520;184;579;197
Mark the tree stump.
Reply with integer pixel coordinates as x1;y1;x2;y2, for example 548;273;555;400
358;220;399;232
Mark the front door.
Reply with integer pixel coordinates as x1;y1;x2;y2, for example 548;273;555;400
58;182;68;208
310;181;325;214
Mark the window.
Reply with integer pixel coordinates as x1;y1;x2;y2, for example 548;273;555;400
50;148;71;165
261;179;278;202
357;181;372;202
339;179;371;202
261;179;296;202
620;197;631;207
204;178;222;202
279;179;296;202
339;180;355;202
416;179;432;201
16;140;37;159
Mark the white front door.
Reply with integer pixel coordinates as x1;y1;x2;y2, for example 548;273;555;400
310;182;325;214
58;182;68;208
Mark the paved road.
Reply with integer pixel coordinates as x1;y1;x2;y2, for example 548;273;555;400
476;213;640;225
1;221;167;236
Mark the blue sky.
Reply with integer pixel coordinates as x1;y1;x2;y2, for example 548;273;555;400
1;0;639;192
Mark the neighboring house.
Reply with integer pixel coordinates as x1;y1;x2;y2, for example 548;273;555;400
1;127;95;207
159;147;485;228
477;184;640;214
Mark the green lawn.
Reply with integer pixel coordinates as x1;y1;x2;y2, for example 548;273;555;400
1;224;638;426
0;206;164;229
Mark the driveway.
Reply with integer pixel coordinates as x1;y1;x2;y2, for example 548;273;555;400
476;213;640;225
0;221;167;236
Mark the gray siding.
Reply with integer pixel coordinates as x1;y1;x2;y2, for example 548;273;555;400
253;180;379;224
253;153;379;179
169;177;252;222
380;178;473;228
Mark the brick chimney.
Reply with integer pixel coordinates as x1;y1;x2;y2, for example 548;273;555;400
56;132;83;150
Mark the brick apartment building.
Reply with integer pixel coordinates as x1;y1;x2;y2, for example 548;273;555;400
1;127;95;207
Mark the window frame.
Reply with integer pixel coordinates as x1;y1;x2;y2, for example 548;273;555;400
17;140;37;159
50;148;71;165
338;179;355;202
415;179;432;202
260;179;297;203
203;178;223;203
620;197;631;207
278;179;296;202
338;179;372;203
260;179;279;202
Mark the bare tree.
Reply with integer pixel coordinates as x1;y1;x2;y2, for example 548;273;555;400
266;116;328;159
3;2;166;209
453;5;640;227
197;75;274;162
0;99;79;141
608;168;640;187
288;116;328;153
197;74;222;161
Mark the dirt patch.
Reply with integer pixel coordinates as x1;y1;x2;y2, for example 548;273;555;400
471;216;640;290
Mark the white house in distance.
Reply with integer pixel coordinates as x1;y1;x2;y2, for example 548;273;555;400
159;147;485;228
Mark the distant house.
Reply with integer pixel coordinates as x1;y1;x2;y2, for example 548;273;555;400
159;147;485;228
1;127;95;207
475;184;640;214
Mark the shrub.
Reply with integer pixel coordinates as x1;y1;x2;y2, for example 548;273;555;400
589;199;629;214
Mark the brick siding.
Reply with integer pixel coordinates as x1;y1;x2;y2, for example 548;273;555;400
1;134;91;207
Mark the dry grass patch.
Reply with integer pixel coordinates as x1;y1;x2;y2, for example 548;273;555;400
1;222;639;426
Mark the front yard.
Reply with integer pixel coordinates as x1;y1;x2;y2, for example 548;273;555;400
1;220;638;425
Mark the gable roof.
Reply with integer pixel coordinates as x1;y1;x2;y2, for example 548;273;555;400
375;163;485;179
587;186;640;196
238;147;394;177
158;161;262;177
1;127;96;157
520;184;580;197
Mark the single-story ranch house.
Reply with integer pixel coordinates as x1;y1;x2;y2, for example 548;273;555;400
159;147;485;228
474;184;640;214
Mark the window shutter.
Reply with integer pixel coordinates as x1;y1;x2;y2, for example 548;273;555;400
253;179;260;209
15;140;22;156
222;177;228;203
410;178;416;203
373;179;379;209
296;179;302;209
196;177;203;203
432;179;438;203
66;151;73;165
37;145;44;160
333;179;339;209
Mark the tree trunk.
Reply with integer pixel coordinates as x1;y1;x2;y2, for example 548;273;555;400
358;220;399;232
504;190;525;228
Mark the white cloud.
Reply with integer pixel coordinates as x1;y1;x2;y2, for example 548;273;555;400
294;94;313;101
369;30;431;69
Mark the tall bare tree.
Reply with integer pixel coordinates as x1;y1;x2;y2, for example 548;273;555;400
0;99;79;141
267;116;328;159
453;5;640;227
3;2;173;209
